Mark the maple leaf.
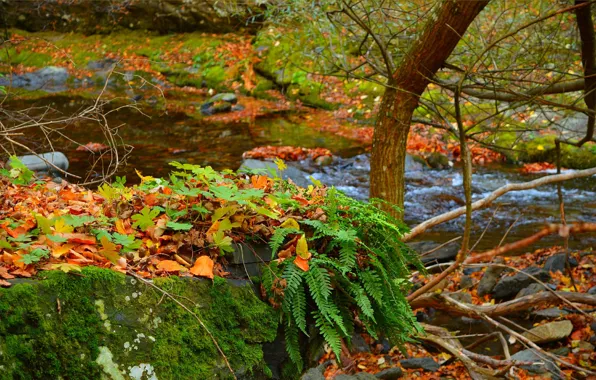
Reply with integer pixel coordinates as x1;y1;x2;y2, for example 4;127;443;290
99;236;120;264
213;230;234;255
34;213;53;235
131;206;160;231
53;219;74;234
190;256;214;279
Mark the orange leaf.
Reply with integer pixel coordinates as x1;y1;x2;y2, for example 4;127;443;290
295;256;309;272
115;219;132;235
157;260;184;272
251;175;269;189
144;193;159;206
0;279;11;287
58;233;97;245
190;256;214;279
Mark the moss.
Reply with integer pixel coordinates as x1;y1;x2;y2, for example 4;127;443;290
492;132;596;169
0;268;277;379
0;47;52;68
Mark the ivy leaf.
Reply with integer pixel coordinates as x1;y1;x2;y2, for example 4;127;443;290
166;221;193;231
131;206;160;231
99;236;120;264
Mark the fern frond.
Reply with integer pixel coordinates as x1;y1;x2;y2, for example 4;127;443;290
269;227;300;257
313;311;342;360
284;321;303;372
348;282;375;322
292;284;308;334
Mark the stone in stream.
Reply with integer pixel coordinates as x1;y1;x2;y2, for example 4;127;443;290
491;266;551;300
515;283;544;299
476;257;505;297
8;152;69;175
510;349;563;379
0;66;69;92
543;253;578;273
200;93;239;115
532;308;569;319
399;357;440;372
426;152;451;169
522;320;573;344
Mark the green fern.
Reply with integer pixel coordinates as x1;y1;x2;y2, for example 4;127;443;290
313;311;342;360
285;322;304;372
269;227;300;257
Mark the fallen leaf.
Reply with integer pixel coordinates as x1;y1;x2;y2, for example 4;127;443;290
98;236;120;264
157;260;184;272
295;256;309;271
296;235;311;259
49;263;82;273
0;279;11;287
58;233;97;245
190;256;214;279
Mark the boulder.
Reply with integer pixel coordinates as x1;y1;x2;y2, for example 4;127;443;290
8;152;69;175
492;266;551;300
459;275;474;290
404;154;426;172
375;367;403;379
408;241;459;265
522;320;573;344
510;349;562;379
0;267;278;379
399;357;439;372
543;253;578;273
200;101;232;115
476;258;506;297
351;332;371;353
209;93;238;104
515;283;544;299
426;152;451;169
446;292;472;304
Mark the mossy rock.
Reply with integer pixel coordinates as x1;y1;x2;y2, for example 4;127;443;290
0;267;277;379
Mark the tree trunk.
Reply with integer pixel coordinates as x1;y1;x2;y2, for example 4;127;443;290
370;0;490;216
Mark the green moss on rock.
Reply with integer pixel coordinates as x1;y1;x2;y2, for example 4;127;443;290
0;267;277;379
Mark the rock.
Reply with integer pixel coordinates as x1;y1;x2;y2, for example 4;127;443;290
588;286;596;295
404;154;426;172
459;275;474;290
463;267;482;275
8;152;69;175
231;104;245;112
510;349;562;379
352;332;370;353
446;292;472;304
426;152;451;169
209;93;238;104
492;266;551;300
574;341;595;352
301;366;326;380
375;367;403;379
378;338;392;354
543;253;578;273
399;357;440;372
477;258;506;297
550;347;570;356
515;283;544;299
239;159;311;188
87;59;117;71
200;101;232;115
408;241;459;265
532;308;569;319
0;66;69;92
522;320;573;344
314;155;333;166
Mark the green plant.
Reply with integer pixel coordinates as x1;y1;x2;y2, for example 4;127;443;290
0;156;35;185
262;189;423;371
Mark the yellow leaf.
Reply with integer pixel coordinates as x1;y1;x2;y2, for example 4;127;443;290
296;235;311;259
190;256;214;279
280;218;300;230
99;236;120;264
537;145;544;151
135;169;154;184
49;263;82;273
53;219;73;234
273;158;286;171
116;219;127;234
52;244;74;258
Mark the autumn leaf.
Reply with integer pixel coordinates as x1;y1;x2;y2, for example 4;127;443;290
53;219;74;234
52;243;74;258
157;260;185;272
280;218;300;230
190;256;214;279
0;279;11;287
99;236;120;264
49;263;82;273
58;233;97;245
296;235;311;260
251;175;269;189
295;256;309;272
131;206;160;230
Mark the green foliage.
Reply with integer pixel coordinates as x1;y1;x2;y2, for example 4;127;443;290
0;156;35;185
21;247;50;264
131;206;161;231
262;188;423;370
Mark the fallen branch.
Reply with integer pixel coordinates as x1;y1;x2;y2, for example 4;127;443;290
410;291;596;319
403;167;596;241
465;223;596;263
